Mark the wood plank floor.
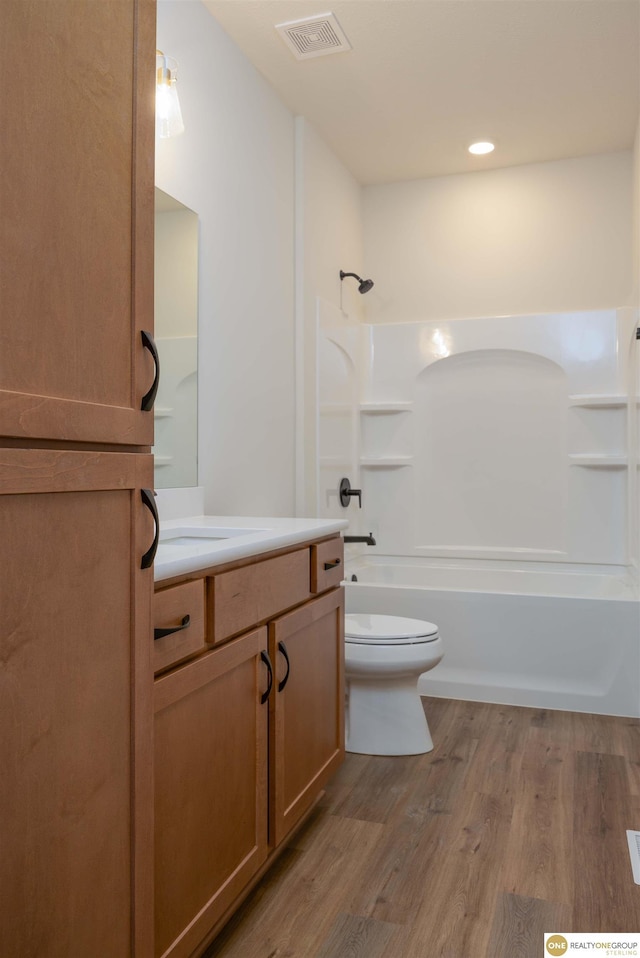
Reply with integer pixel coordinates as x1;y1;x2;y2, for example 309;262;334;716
205;697;640;958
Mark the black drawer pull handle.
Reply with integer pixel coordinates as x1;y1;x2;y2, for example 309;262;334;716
260;651;273;704
277;641;290;692
154;614;190;641
324;558;341;570
141;330;160;411
140;488;159;569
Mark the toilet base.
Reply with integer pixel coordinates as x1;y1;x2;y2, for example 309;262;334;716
346;677;434;756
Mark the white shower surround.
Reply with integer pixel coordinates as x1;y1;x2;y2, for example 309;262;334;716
318;305;640;715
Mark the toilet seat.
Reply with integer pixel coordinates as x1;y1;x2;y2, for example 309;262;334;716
345;613;439;645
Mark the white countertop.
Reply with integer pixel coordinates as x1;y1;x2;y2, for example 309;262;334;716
154;515;348;582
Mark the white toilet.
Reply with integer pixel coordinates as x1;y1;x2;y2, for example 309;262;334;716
344;613;444;756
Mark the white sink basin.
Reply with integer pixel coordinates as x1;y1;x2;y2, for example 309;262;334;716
159;525;267;547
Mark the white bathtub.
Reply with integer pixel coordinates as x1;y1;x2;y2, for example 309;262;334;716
344;558;640;717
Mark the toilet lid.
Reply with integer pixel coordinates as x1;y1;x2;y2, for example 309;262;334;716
345;613;439;644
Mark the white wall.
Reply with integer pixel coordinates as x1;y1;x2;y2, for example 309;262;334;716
363;152;633;323
156;0;296;516
296;118;364;515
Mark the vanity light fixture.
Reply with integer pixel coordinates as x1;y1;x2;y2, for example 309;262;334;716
156;50;185;139
468;141;495;155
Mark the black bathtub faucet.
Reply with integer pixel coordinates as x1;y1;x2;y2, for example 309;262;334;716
344;533;376;546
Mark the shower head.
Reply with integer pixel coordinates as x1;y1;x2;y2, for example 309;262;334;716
340;270;374;294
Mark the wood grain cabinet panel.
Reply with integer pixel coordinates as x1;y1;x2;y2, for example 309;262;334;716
269;588;345;846
207;549;311;644
0;0;155;445
154;579;206;674
310;536;344;593
153;629;269;958
0;449;154;958
0;1;156;954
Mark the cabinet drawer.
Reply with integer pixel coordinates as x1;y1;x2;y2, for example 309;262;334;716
208;549;311;644
154;579;206;673
310;537;344;594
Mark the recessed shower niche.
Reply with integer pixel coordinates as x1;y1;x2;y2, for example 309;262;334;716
359;403;413;464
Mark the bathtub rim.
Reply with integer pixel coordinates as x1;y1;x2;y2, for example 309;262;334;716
343;554;639;601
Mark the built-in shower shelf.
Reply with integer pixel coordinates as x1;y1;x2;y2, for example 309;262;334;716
359;402;413;414
569;395;627;408
569;454;627;468
360;456;413;468
154;407;174;419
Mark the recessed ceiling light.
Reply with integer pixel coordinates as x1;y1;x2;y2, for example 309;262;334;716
468;141;495;155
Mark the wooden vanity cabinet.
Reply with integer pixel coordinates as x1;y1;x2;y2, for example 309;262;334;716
153;536;344;958
154;628;269;958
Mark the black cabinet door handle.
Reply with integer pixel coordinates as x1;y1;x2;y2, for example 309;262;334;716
324;558;341;570
140;488;159;569
277;641;290;692
260;650;273;704
154;614;190;641
141;330;160;411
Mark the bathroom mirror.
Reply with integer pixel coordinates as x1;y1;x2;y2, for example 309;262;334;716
153;188;199;489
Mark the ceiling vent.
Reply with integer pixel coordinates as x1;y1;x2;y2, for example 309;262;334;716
275;13;351;60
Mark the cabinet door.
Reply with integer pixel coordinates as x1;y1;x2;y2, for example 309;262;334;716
0;449;154;958
269;588;345;846
0;0;156;445
154;628;270;958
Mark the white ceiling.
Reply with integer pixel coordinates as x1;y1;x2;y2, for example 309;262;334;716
202;0;640;185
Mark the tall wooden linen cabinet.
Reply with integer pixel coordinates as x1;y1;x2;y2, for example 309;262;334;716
0;2;157;956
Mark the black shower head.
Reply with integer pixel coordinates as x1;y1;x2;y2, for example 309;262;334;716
340;270;374;294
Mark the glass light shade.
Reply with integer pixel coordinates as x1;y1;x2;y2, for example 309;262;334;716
156;54;185;139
